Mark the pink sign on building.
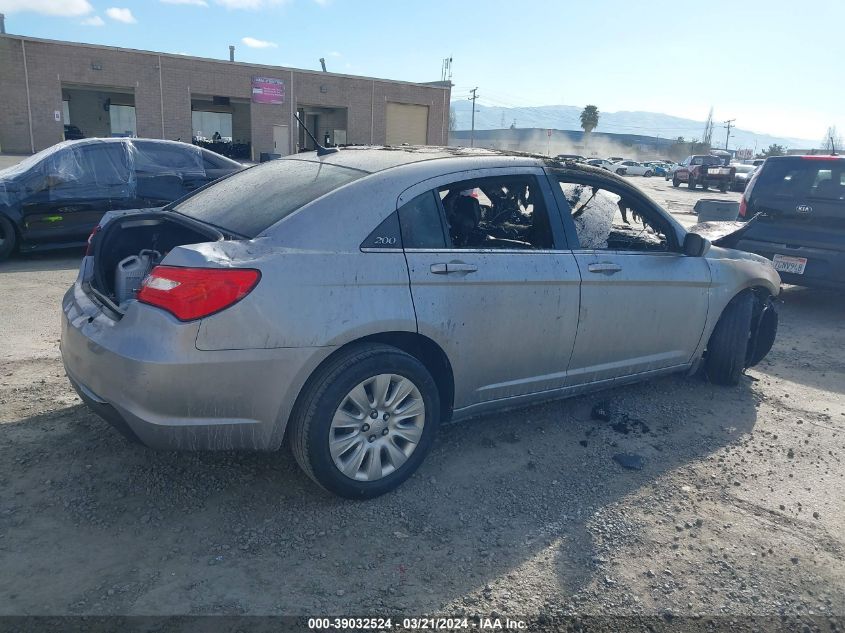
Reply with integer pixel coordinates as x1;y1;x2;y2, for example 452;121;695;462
251;77;285;105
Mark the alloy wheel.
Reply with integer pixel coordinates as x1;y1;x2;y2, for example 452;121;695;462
329;374;425;481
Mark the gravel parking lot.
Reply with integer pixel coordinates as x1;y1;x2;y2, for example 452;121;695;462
0;173;843;626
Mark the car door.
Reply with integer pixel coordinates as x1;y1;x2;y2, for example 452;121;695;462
133;141;210;205
625;161;645;176
398;167;581;411
548;169;711;386
20;142;132;243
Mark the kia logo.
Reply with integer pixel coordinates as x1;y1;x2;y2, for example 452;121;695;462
796;204;812;214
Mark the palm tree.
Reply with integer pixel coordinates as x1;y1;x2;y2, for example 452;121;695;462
580;105;600;135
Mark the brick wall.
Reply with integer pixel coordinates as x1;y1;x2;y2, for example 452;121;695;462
0;35;451;156
0;38;33;153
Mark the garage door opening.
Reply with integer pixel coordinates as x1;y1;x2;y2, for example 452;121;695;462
62;85;136;139
296;105;347;151
191;95;252;160
386;102;429;146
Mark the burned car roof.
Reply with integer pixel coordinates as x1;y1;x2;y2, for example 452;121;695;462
283;145;615;177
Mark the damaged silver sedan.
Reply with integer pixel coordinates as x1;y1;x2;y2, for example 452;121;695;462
61;147;780;498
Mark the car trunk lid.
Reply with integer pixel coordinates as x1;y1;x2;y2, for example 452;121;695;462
86;210;227;315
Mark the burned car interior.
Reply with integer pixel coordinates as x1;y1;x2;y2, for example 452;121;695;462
558;181;671;252
438;176;554;249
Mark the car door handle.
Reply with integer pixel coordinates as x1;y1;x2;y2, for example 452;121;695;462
587;262;622;274
430;262;478;274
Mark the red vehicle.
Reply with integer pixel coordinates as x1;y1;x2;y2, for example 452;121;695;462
672;155;735;193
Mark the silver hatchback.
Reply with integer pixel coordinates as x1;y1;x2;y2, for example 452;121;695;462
61;147;780;498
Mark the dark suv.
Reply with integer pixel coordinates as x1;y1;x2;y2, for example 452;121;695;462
0;138;242;261
735;155;845;290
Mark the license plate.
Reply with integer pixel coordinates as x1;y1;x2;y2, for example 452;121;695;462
772;254;807;274
708;167;730;175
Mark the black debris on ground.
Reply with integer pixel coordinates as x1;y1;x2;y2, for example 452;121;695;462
613;453;646;470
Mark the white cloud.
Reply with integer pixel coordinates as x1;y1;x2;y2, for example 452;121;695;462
81;15;105;26
105;7;136;23
0;0;93;15
241;36;278;48
216;0;287;9
160;0;208;6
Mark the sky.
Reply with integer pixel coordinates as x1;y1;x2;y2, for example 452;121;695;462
0;0;841;143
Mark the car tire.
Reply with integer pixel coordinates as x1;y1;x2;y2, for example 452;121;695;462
688;177;696;189
672;176;680;187
705;291;753;386
290;343;440;499
719;183;728;193
0;215;18;262
616;168;625;175
644;170;653;178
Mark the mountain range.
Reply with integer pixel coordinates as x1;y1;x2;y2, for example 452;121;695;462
450;101;818;151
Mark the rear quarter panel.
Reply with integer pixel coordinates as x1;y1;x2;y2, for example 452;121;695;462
165;240;417;351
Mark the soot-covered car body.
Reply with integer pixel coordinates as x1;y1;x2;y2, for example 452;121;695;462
61;147;780;498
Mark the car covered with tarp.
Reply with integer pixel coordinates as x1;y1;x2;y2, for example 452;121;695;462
0;138;242;261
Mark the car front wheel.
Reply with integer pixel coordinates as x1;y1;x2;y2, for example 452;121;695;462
616;168;625;175
705;291;753;386
290;344;440;498
643;170;653;178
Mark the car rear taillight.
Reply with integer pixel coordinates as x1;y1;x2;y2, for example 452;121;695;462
85;225;102;256
137;266;260;321
738;195;747;218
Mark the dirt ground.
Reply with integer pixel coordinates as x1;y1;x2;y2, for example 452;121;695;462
0;174;843;626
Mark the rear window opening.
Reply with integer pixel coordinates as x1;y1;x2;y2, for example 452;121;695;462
89;213;223;309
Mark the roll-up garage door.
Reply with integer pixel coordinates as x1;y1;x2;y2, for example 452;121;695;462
386;102;429;145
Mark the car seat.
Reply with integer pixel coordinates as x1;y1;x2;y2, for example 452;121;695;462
448;194;482;247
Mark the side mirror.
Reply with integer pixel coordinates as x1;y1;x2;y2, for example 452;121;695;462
683;232;710;257
683;233;710;257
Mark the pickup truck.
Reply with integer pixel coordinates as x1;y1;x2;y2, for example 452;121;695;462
672;155;735;193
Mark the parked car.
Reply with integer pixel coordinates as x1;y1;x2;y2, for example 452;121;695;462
555;154;585;162
61;147;780;498
63;124;84;140
730;164;757;191
612;160;654;176
729;154;845;290
607;156;625;163
585;158;618;171
672;155;735;192
643;161;670;177
0;138;242;261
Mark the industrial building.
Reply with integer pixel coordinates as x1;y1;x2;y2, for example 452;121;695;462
0;33;451;160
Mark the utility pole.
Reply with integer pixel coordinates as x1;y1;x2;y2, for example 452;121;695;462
723;119;735;151
468;87;479;147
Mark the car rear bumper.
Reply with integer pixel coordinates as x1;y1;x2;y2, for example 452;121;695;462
734;238;845;290
60;282;332;450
